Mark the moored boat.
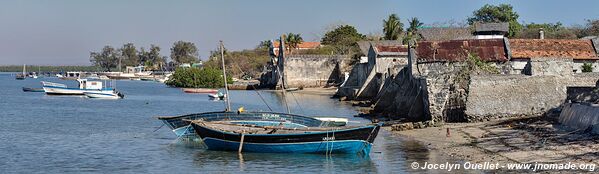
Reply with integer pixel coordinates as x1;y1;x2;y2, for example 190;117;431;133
22;87;44;92
182;88;218;93
156;111;342;138
41;79;115;95
84;91;124;99
190;120;381;154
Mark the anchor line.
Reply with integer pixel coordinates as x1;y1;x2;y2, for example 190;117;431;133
152;122;166;132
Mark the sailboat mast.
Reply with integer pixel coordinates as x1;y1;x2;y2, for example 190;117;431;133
278;35;291;114
220;41;231;111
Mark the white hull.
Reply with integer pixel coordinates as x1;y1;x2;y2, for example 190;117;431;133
43;86;114;95
84;92;122;99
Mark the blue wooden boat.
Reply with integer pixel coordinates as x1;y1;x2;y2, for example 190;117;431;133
156;111;341;138
190;120;381;154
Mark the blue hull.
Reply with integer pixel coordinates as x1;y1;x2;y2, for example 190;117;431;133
203;138;372;154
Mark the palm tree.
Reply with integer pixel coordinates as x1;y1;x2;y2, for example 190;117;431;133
285;33;303;55
383;14;404;40
404;17;424;44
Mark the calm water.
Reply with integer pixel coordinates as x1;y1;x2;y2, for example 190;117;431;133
0;73;456;173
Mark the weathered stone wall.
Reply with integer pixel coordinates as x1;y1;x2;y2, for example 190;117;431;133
372;68;430;121
465;74;599;122
529;58;574;76
283;55;352;88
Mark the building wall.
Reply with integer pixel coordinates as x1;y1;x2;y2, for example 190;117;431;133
529;58;574;76
465;74;599;122
283;55;352;88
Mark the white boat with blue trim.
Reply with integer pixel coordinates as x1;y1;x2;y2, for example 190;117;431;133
41;79;123;99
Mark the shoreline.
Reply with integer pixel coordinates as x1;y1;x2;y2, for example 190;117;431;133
387;116;599;172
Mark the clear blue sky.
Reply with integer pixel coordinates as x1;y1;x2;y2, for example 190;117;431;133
1;0;597;65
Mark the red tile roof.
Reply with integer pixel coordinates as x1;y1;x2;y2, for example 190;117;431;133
509;39;599;60
273;42;321;49
416;39;508;62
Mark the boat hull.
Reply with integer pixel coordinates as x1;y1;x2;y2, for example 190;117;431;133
191;123;380;154
182;88;218;93
84;92;123;99
43;86;114;95
22;87;44;92
157;111;329;138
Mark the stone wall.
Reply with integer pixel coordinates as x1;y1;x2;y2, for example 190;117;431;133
465;74;599;122
529;58;574;76
372;68;430;121
283;55;352;88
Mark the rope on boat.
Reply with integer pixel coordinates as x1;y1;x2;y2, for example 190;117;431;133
289;91;306;115
251;84;273;112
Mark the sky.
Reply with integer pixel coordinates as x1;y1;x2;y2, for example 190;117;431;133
0;0;598;65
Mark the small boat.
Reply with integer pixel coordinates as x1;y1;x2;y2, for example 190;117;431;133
22;87;44;92
156;111;348;139
208;92;226;100
182;88;218;93
15;64;26;80
84;91;124;99
190;120;381;154
41;79;115;95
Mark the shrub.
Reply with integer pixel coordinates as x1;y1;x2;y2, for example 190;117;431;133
166;67;233;88
582;63;593;73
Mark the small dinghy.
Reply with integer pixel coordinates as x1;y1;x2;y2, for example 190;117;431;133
182;88;218;93
22;87;44;92
83;91;124;99
189;120;381;154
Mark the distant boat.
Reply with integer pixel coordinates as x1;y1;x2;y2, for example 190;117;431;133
84;91;124;99
182;88;218;93
22;87;44;92
41;79;115;95
190;120;381;154
15;64;26;80
208;92;226;100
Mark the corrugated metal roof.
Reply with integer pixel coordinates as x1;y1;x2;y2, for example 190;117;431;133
416;39;508;62
509;39;599;60
375;45;408;56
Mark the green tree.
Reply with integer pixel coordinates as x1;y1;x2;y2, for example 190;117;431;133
170;41;199;64
90;46;120;72
321;25;365;54
576;19;599;37
383;14;404;40
166;67;233;88
140;45;166;70
284;33;304;55
516;22;577;39
467;4;522;37
404;17;424;44
119;43;139;67
257;40;273;50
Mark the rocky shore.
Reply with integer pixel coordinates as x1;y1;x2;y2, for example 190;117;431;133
388;115;599;172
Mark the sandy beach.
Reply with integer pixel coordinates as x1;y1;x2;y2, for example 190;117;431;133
388;115;599;172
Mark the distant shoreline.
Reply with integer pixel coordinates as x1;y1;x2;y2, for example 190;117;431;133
0;65;100;72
